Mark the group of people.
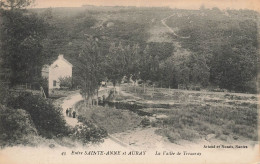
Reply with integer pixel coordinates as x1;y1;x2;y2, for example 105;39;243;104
66;108;76;118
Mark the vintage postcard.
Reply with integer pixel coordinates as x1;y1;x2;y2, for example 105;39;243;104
0;0;259;163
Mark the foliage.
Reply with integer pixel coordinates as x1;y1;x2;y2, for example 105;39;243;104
0;9;48;86
0;0;34;10
166;8;257;92
159;103;257;142
121;85;257;142
0;105;37;147
210;44;257;92
139;45;160;84
76;36;104;108
59;76;72;89
73;117;108;144
34;7;258;93
104;42;127;87
0;83;10;105
7;93;69;138
122;44;141;83
171;49;191;87
189;53;210;86
159;56;175;88
140;117;151;127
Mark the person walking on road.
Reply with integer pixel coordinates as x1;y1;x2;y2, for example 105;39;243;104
69;108;72;117
66;108;69;116
72;111;76;118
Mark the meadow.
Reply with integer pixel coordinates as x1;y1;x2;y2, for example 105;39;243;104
76;85;258;144
122;86;258;143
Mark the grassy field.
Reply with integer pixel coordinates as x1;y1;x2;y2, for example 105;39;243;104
75;85;257;144
120;85;258;143
75;101;144;134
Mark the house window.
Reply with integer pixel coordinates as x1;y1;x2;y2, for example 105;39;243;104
53;80;56;87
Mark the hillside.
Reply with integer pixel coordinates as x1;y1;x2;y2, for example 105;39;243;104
30;6;258;93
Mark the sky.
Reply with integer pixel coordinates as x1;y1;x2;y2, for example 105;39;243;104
31;0;260;11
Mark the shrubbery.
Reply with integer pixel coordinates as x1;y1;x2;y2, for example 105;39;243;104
153;103;257;142
7;93;70;138
59;77;72;89
0;105;37;147
0;83;10;105
140;117;151;127
73;117;108;144
0;92;109;147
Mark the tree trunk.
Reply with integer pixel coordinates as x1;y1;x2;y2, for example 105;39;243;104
118;84;120;95
151;84;154;98
96;89;99;106
127;81;129;92
90;96;93;108
84;94;87;110
113;82;116;95
134;82;137;93
87;96;90;109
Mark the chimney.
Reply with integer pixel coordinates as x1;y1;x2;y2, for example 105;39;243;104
58;54;64;59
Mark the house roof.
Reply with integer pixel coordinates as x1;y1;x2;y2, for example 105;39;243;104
56;54;72;67
42;54;74;71
49;54;73;67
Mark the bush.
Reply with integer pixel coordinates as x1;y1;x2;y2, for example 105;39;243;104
179;128;200;140
218;134;228;141
164;130;181;143
7;93;69;138
59;77;72;89
73;118;108;144
0;83;10;105
0;105;37;147
140;117;151;127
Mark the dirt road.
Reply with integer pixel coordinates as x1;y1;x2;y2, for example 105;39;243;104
161;14;190;39
61;93;82;126
59;88;130;149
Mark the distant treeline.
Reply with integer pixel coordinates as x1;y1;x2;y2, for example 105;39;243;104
0;6;258;93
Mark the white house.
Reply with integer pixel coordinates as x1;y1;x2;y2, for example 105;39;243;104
42;54;73;89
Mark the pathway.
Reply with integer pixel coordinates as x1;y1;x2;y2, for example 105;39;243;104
161;14;190;39
59;87;130;149
60;87;112;127
61;93;83;126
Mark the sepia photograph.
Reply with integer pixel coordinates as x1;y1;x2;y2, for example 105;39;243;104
0;0;259;163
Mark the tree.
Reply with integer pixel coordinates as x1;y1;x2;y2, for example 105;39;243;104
121;44;140;91
139;45;151;93
189;53;210;87
150;54;160;84
0;82;10;104
105;42;126;93
172;49;191;89
0;0;34;10
210;44;257;92
0;9;47;87
76;36;103;109
159;55;175;89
